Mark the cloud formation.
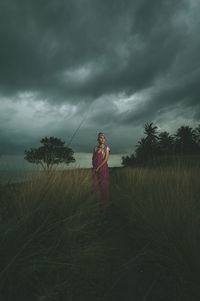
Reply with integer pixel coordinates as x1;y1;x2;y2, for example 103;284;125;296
0;0;199;155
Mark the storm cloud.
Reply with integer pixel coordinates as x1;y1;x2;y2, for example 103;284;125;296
0;0;199;155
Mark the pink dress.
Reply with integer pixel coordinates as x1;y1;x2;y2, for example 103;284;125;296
92;145;111;210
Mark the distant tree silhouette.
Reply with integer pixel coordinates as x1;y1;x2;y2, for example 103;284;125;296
194;124;200;151
121;123;200;167
122;154;135;167
144;122;158;140
158;131;175;156
135;138;147;163
135;122;159;163
24;137;75;171
174;126;198;155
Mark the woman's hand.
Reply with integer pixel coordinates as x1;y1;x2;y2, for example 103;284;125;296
95;166;100;173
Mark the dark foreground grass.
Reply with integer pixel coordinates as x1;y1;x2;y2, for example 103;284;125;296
0;166;200;301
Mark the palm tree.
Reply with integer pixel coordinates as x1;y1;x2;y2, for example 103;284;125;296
121;154;135;167
135;138;147;163
158;131;175;156
175;126;198;155
135;123;159;163
194;124;200;148
144;122;158;140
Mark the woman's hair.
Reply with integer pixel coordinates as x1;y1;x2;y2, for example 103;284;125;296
98;132;104;137
97;132;106;141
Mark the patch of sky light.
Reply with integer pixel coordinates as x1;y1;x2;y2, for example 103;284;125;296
154;103;199;135
0;93;78;138
188;0;200;14
114;92;148;114
61;65;92;86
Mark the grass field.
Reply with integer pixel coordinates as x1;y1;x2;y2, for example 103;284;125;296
0;164;200;301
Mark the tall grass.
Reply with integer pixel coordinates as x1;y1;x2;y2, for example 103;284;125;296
0;165;200;300
111;166;200;300
0;169;111;301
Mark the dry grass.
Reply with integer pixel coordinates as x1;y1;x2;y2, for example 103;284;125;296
0;164;200;300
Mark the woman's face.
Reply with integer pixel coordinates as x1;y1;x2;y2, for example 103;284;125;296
98;135;105;144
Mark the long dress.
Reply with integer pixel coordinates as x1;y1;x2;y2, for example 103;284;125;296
92;145;110;210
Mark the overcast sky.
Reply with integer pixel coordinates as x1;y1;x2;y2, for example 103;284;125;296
0;0;200;156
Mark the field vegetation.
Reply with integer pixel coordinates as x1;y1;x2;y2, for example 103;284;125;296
0;163;200;301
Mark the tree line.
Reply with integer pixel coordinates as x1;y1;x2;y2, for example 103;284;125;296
122;123;200;167
23;123;200;170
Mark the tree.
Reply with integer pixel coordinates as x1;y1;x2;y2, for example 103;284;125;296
144;122;158;141
194;124;200;152
174;126;198;155
135;122;159;163
158;131;175;156
24;137;75;171
122;154;135;167
135;137;148;163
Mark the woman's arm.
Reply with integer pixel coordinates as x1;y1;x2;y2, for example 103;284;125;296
96;149;109;171
92;147;99;163
92;146;98;157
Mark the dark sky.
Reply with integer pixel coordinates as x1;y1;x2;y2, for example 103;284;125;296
0;0;200;155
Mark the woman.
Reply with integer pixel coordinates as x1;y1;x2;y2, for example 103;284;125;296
92;132;111;211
